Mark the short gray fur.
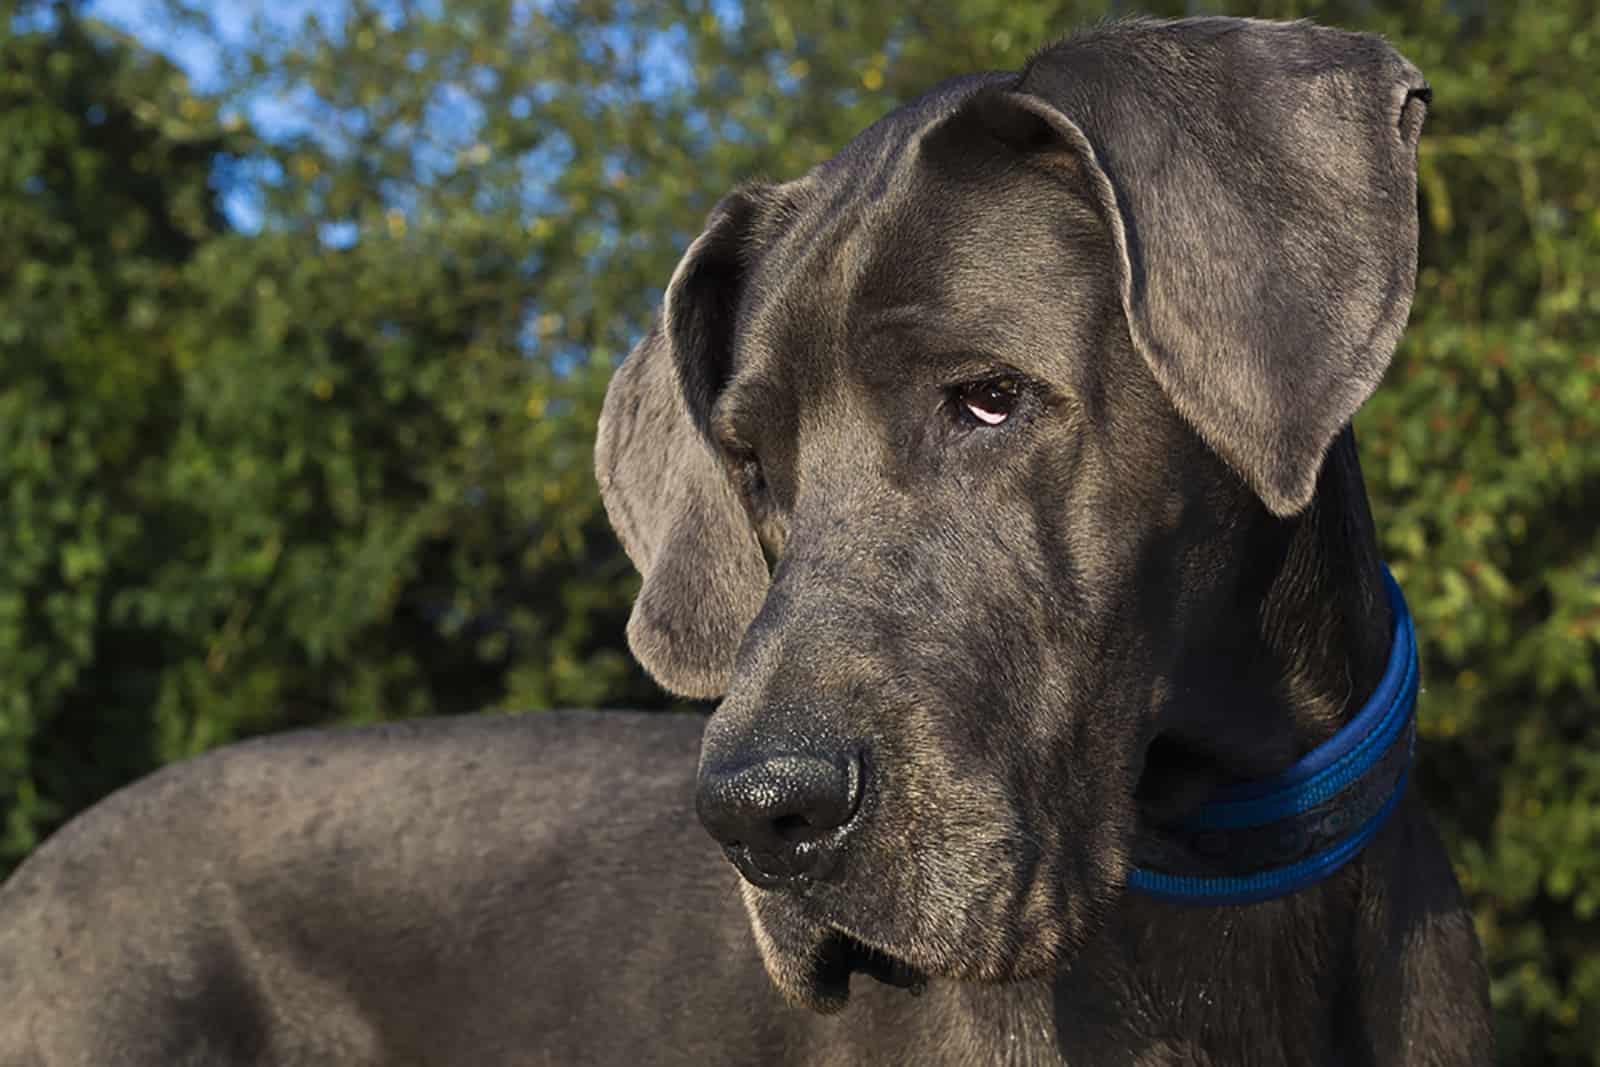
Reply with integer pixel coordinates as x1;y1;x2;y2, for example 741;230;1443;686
1;17;1492;1066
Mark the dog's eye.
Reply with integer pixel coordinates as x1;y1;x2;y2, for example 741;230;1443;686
953;378;1021;427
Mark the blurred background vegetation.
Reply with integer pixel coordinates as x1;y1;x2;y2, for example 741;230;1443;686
1;0;1596;1060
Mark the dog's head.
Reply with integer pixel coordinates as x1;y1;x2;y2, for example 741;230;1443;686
597;17;1427;1011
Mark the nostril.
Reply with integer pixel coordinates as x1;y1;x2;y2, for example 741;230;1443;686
772;812;814;843
841;748;863;821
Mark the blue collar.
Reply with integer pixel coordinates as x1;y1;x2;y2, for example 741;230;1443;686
1128;567;1418;905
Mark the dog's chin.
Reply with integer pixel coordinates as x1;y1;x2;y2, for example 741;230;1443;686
737;858;1127;1013
805;928;930;1013
741;884;930;1014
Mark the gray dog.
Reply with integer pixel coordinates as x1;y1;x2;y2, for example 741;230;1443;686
1;17;1494;1066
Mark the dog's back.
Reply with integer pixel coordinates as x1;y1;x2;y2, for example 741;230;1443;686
0;711;770;1066
4;710;1077;1065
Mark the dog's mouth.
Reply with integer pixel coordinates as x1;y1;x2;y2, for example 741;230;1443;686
813;929;928;1002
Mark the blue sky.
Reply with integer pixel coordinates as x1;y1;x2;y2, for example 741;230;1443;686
76;0;713;235
81;0;338;230
84;0;714;116
88;0;339;126
88;0;251;92
83;0;505;236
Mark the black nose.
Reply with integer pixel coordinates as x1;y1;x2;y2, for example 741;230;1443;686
697;751;863;889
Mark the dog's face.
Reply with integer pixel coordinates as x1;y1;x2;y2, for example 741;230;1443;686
598;19;1429;1010
684;114;1222;1004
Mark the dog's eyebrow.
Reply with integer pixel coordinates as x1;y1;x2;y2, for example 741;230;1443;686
863;304;996;346
863;304;935;331
860;305;1029;377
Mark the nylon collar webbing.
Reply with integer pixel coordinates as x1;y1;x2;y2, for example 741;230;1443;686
1128;567;1419;905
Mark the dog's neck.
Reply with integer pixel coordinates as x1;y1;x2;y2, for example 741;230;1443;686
1143;428;1395;817
1255;428;1394;753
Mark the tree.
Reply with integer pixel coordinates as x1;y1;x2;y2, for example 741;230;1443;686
0;5;667;866
2;5;235;855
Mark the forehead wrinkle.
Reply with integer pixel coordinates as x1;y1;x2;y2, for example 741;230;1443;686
734;205;890;429
742;96;951;354
767;127;930;310
854;186;1113;395
732;74;1018;415
728;98;1102;490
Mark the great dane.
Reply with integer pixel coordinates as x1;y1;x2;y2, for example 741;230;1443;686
1;16;1493;1065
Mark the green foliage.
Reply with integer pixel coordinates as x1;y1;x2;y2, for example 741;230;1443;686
0;6;667;863
1;8;233;853
1359;5;1600;1059
2;2;1595;1061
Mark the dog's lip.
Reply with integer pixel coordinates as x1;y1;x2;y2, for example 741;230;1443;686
724;840;837;889
748;886;931;1006
816;927;928;995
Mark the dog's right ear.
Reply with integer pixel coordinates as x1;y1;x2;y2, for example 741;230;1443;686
595;190;771;699
925;20;1429;518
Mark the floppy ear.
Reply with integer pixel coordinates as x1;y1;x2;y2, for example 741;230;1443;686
967;18;1430;515
595;191;771;699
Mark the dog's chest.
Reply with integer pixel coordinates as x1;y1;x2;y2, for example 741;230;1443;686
916;982;1064;1067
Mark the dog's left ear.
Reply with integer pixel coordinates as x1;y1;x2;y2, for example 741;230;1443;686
594;190;773;699
952;19;1429;515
